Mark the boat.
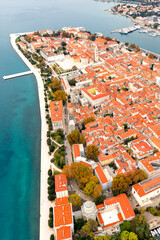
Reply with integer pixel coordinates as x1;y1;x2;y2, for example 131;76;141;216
151;231;155;237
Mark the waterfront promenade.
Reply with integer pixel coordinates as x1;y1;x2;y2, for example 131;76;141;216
10;33;54;240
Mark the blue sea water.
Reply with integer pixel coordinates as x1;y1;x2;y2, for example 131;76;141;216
0;0;160;239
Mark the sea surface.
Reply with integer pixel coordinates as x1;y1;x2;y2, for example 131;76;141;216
0;0;160;239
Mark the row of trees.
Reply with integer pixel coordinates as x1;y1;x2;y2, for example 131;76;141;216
54;145;65;169
111;169;147;196
47;169;56;201
48;207;53;228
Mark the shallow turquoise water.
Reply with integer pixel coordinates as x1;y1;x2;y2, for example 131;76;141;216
0;0;160;239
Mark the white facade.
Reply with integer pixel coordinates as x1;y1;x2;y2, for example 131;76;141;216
56;190;68;199
52;120;63;130
132;176;160;207
81;201;97;221
41;50;64;62
81;89;109;107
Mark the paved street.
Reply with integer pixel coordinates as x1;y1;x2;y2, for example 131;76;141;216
70;179;93;201
64;100;73;165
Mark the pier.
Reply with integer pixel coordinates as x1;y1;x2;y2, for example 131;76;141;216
3;70;33;80
111;25;141;34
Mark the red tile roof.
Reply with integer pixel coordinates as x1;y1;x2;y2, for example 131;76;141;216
54;203;73;228
55;174;67;192
56;226;72;240
73;144;81;158
55;197;68;206
50;100;63;122
104;193;135;220
95;163;108;184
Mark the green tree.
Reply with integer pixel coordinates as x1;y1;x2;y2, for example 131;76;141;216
132;215;150;240
94;195;106;205
154;23;159;29
50;234;54;240
80;223;93;238
48;169;52;176
86;144;99;160
69;193;81;211
74;218;85;232
111;232;121;240
120;221;132;232
129;232;138;240
94;236;111;240
47;138;52;146
87;218;98;232
48;218;53;228
121;231;129;240
61;41;67;46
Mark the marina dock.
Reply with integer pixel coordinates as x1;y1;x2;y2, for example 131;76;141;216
111;25;141;34
3;70;33;80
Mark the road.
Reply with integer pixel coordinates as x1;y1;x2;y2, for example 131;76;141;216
64;100;73;165
70;179;93;201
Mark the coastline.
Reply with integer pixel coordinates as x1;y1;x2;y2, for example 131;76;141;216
10;33;55;240
109;9;160;34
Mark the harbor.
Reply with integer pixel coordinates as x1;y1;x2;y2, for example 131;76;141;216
111;24;141;34
111;25;160;37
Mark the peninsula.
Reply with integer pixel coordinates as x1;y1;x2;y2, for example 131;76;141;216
12;27;160;240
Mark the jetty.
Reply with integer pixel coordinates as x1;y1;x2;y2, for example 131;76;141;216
111;25;141;34
3;70;33;80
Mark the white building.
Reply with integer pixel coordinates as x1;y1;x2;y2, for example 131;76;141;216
81;201;97;221
55;174;68;198
41;49;64;62
94;163;112;190
72;144;85;162
50;101;64;130
97;194;135;229
132;175;160;207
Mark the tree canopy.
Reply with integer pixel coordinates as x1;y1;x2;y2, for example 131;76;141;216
67;130;85;145
93;184;102;198
53;90;67;104
86;144;99;160
69;193;81;211
50;77;61;92
111;170;147;196
83;116;95;125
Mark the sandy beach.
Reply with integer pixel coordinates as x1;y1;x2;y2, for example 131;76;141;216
10;33;60;240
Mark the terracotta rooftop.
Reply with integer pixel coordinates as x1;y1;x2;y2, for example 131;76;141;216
55;174;67;193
